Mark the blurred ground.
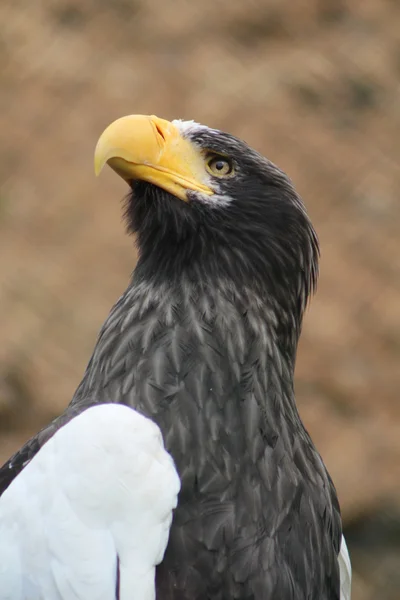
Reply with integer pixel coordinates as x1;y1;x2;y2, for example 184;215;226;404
0;0;399;598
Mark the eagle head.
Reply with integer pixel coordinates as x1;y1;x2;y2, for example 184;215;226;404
95;115;319;332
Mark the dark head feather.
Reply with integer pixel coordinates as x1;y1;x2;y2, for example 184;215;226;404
124;125;319;338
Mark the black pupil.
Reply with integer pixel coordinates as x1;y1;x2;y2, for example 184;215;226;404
215;160;226;171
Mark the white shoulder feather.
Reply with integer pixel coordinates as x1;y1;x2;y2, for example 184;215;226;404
339;534;352;600
0;404;180;600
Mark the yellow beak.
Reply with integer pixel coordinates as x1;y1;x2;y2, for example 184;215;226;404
94;114;213;202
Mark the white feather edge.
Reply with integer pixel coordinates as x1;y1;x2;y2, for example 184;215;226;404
0;404;180;600
339;534;352;600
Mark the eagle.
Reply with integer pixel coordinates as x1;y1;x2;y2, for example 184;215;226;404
0;115;351;600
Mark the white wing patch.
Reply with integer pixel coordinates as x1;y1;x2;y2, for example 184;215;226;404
339;534;352;600
0;404;180;600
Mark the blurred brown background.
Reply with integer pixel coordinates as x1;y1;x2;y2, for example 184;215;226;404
0;0;399;598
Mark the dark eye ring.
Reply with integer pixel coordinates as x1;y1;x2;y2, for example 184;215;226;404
206;155;234;177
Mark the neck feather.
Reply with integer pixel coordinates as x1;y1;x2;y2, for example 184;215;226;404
78;277;302;427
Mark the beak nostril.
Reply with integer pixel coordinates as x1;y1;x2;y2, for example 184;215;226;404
155;123;166;142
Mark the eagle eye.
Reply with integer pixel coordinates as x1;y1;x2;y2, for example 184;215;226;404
206;154;234;178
